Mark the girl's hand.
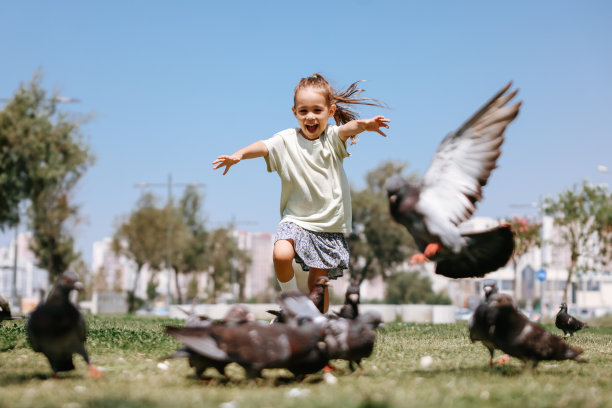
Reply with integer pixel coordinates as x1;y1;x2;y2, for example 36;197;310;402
362;115;390;136
212;154;241;175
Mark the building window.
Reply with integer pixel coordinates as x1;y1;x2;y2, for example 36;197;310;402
501;280;514;290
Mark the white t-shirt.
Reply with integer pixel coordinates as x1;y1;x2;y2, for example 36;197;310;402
263;125;352;234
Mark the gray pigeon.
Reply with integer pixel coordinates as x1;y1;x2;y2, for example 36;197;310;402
0;295;23;323
164;303;254;379
27;271;100;378
166;319;329;380
468;281;502;366
386;83;520;278
335;278;360;319
555;302;588;337
487;293;586;369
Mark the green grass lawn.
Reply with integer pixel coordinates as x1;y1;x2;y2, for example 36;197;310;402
1;316;611;408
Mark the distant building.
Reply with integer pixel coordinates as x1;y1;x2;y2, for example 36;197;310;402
0;232;49;303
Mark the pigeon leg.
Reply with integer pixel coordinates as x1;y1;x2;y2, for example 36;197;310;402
409;253;428;264
423;243;441;258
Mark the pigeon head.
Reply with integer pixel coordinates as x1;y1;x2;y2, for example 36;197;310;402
223;304;254;324
385;176;420;214
482;281;498;300
314;276;331;289
50;271;83;300
559;302;568;312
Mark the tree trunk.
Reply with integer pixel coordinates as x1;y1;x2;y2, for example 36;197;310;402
128;263;143;313
174;269;183;304
563;253;578;303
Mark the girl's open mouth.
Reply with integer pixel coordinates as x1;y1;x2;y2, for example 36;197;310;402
306;124;319;134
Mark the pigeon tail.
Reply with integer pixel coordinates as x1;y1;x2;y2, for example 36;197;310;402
435;224;514;278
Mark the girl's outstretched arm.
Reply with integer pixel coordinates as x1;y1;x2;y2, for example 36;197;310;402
338;115;390;143
212;141;269;175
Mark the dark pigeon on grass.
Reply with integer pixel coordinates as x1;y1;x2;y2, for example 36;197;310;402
166;319;329;380
335;278;360;319
487;293;586;369
164;303;254;379
324;311;384;371
468;281;502;366
309;276;330;313
1;295;23;323
555;302;588;337
386;83;520;278
27;271;100;378
277;290;383;371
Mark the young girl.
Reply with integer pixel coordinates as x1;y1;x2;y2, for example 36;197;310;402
212;73;389;312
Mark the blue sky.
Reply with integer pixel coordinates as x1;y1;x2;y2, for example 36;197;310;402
1;1;611;265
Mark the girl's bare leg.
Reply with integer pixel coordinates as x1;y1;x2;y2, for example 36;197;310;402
308;268;329;313
273;240;298;289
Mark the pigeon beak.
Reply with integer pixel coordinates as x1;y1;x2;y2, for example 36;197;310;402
389;194;397;203
73;281;84;292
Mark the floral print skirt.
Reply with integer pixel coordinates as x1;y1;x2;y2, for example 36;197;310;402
274;221;348;280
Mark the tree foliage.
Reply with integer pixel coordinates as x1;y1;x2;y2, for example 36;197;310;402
113;193;167;312
385;271;451;304
542;180;612;302
348;160;419;284
0;73;93;281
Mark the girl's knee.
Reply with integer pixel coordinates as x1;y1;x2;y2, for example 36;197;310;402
273;240;295;264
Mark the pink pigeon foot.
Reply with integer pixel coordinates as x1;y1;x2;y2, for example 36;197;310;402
409;253;428;264
423;243;441;258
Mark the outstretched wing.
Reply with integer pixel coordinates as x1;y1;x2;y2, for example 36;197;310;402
418;82;521;227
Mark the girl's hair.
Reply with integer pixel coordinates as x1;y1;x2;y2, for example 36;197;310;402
294;73;387;145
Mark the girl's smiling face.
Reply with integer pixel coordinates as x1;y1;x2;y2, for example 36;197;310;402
292;87;336;140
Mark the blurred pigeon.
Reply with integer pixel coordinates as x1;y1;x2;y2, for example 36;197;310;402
309;276;330;313
386;83;520;278
269;290;322;325
0;295;23;323
166;320;328;380
468;281;502;365
277;291;383;371
487;293;586;369
325;311;384;371
165;303;254;379
555;302;588;337
335;279;360;319
27;271;100;378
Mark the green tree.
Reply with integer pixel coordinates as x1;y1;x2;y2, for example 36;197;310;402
543;181;612;302
348;160;419;284
205;227;250;301
113;193;166;312
168;186;208;304
0;73;93;281
385;271;451;304
505;215;542;299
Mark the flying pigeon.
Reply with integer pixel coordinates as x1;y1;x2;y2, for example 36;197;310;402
468;281;502;366
555;302;588;337
0;295;23;323
386;82;520;278
165;303;254;379
487;293;586;369
335;279;360;319
309;276;330;313
27;271;100;378
166;319;329;380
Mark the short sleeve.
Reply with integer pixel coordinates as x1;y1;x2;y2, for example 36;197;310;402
263;133;284;173
326;125;350;160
